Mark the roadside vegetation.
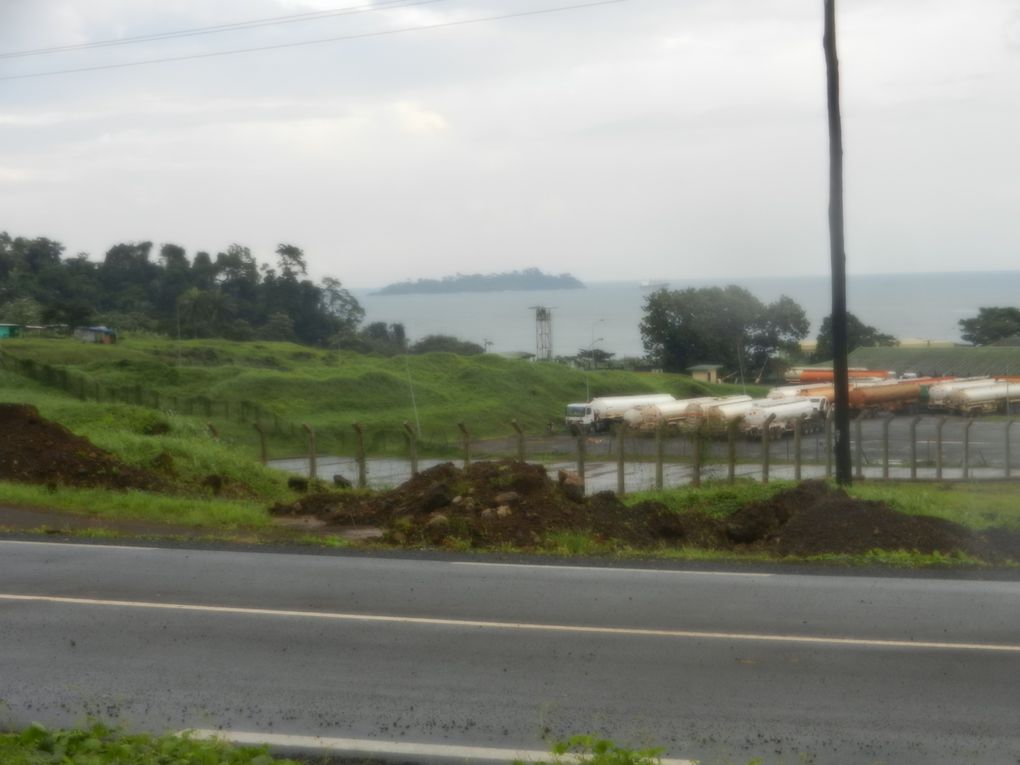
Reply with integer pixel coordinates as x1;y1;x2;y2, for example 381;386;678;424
0;336;761;457
0;724;302;765
1;338;1018;567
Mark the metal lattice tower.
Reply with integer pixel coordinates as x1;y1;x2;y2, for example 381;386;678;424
530;306;553;361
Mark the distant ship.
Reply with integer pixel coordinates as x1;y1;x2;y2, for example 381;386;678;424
640;279;669;291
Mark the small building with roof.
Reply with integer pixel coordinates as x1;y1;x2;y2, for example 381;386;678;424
73;326;118;344
0;323;23;340
687;363;723;384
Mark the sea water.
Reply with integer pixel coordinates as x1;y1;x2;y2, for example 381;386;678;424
352;271;1020;359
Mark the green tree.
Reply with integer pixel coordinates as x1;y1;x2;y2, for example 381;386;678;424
259;312;297;341
640;286;808;377
812;312;897;362
410;335;484;355
0;297;44;325
958;307;1020;346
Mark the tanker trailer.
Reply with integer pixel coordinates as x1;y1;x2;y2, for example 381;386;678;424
741;396;829;439
847;377;944;415
798;368;892;384
687;396;757;433
947;382;1016;415
622;396;721;431
565;393;675;433
925;378;992;411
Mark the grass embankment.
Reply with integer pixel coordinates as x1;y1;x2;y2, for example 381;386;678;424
0;336;762;458
0;367;293;534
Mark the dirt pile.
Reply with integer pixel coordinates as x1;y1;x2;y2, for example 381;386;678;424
273;465;1020;562
0;403;165;491
726;480;980;557
271;460;700;547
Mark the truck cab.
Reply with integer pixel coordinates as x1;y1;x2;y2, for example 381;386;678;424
564;403;596;433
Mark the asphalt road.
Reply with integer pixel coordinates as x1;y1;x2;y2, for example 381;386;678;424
2;540;1020;764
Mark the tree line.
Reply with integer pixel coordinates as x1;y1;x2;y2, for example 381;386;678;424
0;231;484;355
638;285;899;380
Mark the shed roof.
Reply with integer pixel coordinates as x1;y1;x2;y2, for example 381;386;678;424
687;363;722;371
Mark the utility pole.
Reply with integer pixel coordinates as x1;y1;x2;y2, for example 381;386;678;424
824;0;852;485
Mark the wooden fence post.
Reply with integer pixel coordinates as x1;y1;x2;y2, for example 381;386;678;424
353;422;367;489
691;420;706;488
404;421;419;476
616;423;627;496
963;418;975;480
936;417;947;480
727;419;738;484
576;433;586;495
761;414;776;484
302;423;317;480
854;415;864;480
253;423;267;465
793;416;803;481
1006;420;1016;479
458;422;471;468
881;415;891;480
510;419;525;463
655;423;664;491
909;415;921;480
825;410;834;479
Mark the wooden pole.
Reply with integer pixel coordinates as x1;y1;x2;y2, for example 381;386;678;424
403;421;419;476
254;423;267;465
936;417;946;480
909;415;921;480
576;434;586;495
301;424;317;480
761;414;776;484
511;419;526;463
727;419;738;484
616;423;627;496
353;422;367;488
458;422;471;468
655;423;664;491
824;0;852;486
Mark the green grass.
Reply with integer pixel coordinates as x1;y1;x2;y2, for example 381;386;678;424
0;482;272;528
847;481;1020;530
625;481;794;518
0;336;765;449
0;723;300;765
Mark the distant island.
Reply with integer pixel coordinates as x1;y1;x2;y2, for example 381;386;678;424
373;268;585;295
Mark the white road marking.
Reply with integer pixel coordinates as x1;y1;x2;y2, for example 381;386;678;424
0;539;158;552
451;561;772;577
187;729;696;764
3;593;1019;653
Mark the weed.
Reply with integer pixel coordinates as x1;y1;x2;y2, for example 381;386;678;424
522;735;663;765
1;723;300;764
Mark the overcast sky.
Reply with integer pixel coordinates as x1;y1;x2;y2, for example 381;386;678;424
1;0;1018;288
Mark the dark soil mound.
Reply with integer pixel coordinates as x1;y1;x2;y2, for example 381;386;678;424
271;467;1020;563
0;403;165;491
726;480;1016;561
270;460;730;550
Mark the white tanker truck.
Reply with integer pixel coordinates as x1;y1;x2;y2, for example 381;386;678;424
564;393;675;434
686;396;756;427
946;382;1017;415
621;395;749;431
925;377;993;411
741;396;829;439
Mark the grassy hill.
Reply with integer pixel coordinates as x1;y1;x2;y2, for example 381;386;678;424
0;336;763;457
